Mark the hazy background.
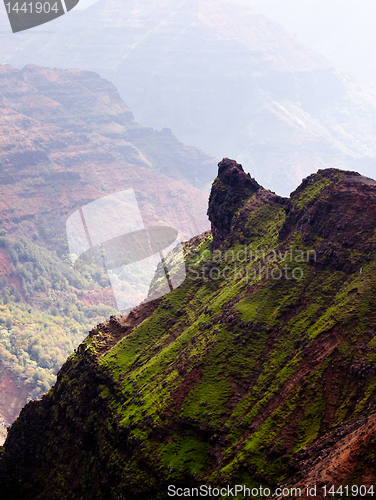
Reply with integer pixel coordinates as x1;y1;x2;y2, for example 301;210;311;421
72;0;376;89
1;0;376;196
228;0;376;89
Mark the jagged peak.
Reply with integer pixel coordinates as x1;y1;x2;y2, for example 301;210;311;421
207;158;262;249
216;157;260;188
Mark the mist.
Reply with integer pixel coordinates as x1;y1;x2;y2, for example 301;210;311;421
226;0;376;87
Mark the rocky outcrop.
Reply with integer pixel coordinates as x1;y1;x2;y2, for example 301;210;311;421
207;158;261;248
279;169;376;273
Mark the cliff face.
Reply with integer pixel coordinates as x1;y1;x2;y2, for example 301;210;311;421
1;161;376;499
2;0;376;193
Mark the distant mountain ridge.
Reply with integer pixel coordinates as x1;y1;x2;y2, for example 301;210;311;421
1;0;376;193
1;160;375;498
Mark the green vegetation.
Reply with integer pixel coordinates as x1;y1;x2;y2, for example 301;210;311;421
0;300;115;400
291;170;344;209
0;235;103;295
0;235;117;400
1;168;376;499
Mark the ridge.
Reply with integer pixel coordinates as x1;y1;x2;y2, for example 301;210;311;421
1;161;376;499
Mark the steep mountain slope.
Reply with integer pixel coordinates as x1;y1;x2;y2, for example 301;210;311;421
1;159;375;499
1;0;376;194
0;63;214;442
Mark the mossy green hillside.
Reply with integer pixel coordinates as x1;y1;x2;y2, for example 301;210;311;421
1;168;376;499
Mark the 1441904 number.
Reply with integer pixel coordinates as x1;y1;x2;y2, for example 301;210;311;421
322;485;374;497
5;2;59;14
